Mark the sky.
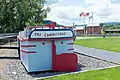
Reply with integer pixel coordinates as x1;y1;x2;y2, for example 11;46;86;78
45;0;120;26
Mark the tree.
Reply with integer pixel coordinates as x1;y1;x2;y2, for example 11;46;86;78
0;0;50;33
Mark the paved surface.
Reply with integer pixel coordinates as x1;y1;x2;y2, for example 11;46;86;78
74;45;120;64
76;37;120;40
76;37;102;40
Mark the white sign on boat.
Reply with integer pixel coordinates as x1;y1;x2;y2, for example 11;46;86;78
29;29;73;39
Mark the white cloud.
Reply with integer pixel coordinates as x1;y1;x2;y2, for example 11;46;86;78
86;0;111;8
46;0;120;26
46;4;87;26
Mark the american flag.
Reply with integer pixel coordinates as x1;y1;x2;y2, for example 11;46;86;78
80;12;89;17
79;12;84;16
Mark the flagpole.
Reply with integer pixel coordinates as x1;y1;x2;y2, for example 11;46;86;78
84;16;86;37
89;16;90;35
92;12;94;35
80;12;89;37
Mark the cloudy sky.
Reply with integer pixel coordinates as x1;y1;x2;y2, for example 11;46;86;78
45;0;120;26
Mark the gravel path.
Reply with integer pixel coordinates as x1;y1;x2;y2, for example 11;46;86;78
0;50;119;80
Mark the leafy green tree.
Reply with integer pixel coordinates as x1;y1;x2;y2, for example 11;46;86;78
103;24;120;30
0;0;50;33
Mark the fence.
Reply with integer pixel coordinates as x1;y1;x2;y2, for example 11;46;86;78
0;33;20;59
77;34;120;37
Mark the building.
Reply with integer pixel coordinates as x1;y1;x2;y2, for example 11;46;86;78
43;21;120;36
75;24;102;36
86;25;102;34
76;29;84;36
75;22;120;36
75;26;84;36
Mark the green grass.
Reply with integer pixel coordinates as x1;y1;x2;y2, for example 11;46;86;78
38;38;120;80
75;38;120;52
39;66;120;80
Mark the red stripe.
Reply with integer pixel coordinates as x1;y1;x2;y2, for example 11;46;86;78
68;48;74;51
21;45;36;47
68;43;74;45
21;50;36;54
17;36;73;42
52;40;56;71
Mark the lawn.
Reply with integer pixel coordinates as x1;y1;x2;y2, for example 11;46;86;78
39;66;120;80
75;38;120;52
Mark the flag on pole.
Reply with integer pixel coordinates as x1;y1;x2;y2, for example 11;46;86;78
80;12;89;17
83;13;89;16
80;12;84;17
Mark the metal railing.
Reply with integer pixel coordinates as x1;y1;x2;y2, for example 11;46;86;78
0;33;18;37
0;34;20;59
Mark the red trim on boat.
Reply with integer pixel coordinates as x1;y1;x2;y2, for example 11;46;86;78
52;40;56;71
17;36;73;42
